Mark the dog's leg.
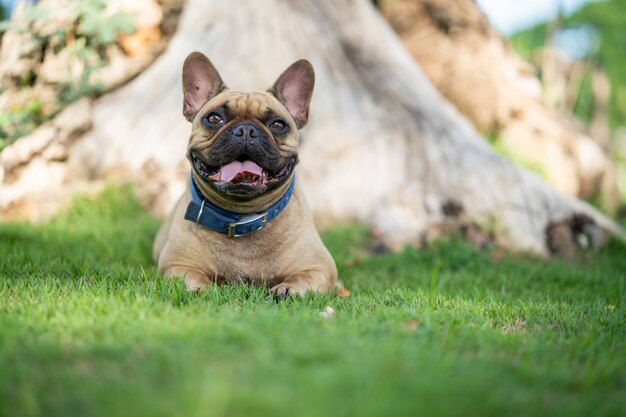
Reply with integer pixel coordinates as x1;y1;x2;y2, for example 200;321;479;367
162;265;211;292
270;269;335;299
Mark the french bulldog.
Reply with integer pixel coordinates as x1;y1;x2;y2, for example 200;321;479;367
152;52;337;298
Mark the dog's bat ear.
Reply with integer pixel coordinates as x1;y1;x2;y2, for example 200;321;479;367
269;59;315;129
182;52;226;122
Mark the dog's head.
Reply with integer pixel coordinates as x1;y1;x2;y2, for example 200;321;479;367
181;52;314;202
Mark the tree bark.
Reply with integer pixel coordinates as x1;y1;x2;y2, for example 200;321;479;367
1;0;623;257
379;0;621;213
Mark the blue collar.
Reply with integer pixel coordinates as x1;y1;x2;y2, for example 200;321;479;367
184;171;295;238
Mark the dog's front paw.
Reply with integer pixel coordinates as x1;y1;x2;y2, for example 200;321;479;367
163;265;211;292
185;275;211;292
270;282;309;301
270;270;334;301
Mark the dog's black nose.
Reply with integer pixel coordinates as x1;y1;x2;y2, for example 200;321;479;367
233;123;260;140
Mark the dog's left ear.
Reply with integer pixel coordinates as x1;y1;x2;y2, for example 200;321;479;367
269;59;315;129
182;52;226;122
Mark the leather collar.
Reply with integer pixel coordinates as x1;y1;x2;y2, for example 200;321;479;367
184;171;295;237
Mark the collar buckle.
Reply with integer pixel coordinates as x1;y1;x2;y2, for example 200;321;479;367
227;212;269;238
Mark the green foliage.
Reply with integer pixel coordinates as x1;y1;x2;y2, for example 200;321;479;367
0;0;136;147
568;0;626;129
77;0;136;46
510;0;626;129
510;0;626;209
1;186;625;417
0;99;46;150
511;22;597;125
571;69;595;124
0;3;7;47
12;0;137;50
0;20;10;33
509;24;548;61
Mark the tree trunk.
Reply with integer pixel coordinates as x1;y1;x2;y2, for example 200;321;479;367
1;0;623;258
379;0;621;213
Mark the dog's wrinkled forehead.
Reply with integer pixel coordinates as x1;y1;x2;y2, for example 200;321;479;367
228;92;267;115
211;91;291;122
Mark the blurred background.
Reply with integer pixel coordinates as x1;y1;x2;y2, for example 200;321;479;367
0;0;625;227
483;0;626;213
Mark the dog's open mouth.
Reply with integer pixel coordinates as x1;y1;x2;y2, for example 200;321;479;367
191;152;293;187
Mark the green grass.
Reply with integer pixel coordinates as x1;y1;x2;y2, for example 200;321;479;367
1;186;625;417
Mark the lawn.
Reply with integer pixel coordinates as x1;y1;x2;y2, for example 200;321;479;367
1;186;625;417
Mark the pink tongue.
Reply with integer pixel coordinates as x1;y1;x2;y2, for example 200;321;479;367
220;160;264;182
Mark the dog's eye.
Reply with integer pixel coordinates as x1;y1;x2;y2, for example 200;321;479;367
269;119;287;132
205;113;224;125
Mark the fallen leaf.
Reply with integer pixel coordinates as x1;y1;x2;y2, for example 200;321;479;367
335;287;350;298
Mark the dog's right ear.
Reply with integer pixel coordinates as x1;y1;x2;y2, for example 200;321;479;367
182;52;226;122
